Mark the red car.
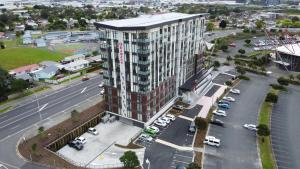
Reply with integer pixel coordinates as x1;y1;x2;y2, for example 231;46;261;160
229;43;236;47
81;76;90;81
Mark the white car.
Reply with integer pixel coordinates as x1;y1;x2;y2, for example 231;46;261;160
165;114;176;121
146;125;160;133
75;137;87;144
100;89;104;95
87;127;98;135
203;136;221;147
230;89;240;94
266;71;272;75
223;96;235;102
98;83;104;88
243;124;258;131
158;116;171;124
154;120;167;127
213;110;227;117
139;134;153;142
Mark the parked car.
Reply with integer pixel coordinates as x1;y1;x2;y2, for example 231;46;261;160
173;105;184;111
143;130;157;137
229;43;236;47
188;121;196;133
56;74;64;79
218;103;230;109
158;116;170;124
230;89;240;94
138;134;153;142
82;76;89;81
100;89;104;95
75;137;87;144
210;119;224;127
204;136;221;147
213;109;227;116
223;96;235;102
87;127;98;135
146;125;160;133
218;100;231;105
243;124;258;131
154;120;167;127
68;140;83;150
144;127;158;135
98;83;104;88
165;114;176;121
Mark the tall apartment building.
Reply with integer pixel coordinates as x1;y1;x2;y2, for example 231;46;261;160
95;13;212;123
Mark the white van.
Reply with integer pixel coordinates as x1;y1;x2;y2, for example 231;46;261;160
204;136;220;147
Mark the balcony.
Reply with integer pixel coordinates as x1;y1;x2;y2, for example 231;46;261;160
137;69;150;76
138;60;150;65
136;38;150;44
137;48;150;54
138;80;150;85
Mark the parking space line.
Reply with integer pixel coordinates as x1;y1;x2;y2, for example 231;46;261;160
178;115;194;121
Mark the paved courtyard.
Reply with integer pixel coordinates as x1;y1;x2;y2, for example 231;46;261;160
57;121;144;167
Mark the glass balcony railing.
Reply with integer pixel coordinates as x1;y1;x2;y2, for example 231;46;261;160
137;49;150;54
138;80;150;85
136;38;150;43
138;60;150;65
137;70;150;76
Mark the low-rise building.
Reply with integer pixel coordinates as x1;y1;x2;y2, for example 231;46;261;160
59;59;90;72
9;64;40;75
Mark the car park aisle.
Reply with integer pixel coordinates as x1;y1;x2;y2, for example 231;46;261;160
204;74;270;169
271;85;300;169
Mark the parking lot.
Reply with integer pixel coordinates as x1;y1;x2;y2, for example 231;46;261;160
271;85;300;169
137;105;204;169
57;121;144;167
204;74;270;169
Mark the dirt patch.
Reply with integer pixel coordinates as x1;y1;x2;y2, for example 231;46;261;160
194;152;202;166
18;101;106;169
115;142;144;149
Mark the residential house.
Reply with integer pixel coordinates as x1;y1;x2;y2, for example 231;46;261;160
59;60;89;72
9;64;40;75
63;54;86;62
32;65;59;80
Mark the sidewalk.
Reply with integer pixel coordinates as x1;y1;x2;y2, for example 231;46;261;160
0;71;100;113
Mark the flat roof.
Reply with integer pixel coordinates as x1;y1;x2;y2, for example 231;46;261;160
276;43;300;57
95;12;207;31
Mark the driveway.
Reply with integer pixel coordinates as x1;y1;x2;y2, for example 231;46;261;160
271;85;300;169
204;73;271;169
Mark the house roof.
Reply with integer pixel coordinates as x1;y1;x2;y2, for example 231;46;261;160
38;65;58;74
63;59;89;68
40;61;59;67
11;64;39;74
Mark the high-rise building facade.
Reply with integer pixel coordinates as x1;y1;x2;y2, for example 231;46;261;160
95;13;209;123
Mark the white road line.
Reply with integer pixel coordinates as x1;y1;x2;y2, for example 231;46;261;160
80;87;87;93
174;154;193;159
9;125;20;130
0;160;19;169
0;115;7;120
173;159;189;164
0;85;99;127
38;103;48;112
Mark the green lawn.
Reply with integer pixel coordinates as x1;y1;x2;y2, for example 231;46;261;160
0;47;66;70
258;88;279;169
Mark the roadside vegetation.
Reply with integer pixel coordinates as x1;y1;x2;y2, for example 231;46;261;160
258;88;278;169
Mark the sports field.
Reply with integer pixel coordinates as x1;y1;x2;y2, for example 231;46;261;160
0;47;66;70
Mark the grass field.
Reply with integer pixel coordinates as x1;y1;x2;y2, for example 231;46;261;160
0;47;66;70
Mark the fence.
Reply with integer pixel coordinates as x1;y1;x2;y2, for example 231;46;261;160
45;72;81;84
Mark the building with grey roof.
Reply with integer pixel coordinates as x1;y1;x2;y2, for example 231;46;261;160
94;12;212;123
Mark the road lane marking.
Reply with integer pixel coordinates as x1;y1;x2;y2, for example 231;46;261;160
0;115;7;120
38;103;48;112
9;125;20;130
174;154;193;159
0;87;99;129
80;87;87;93
0;85;100;127
172;159;189;164
0;161;18;169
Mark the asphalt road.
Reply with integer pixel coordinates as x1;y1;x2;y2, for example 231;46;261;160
0;75;103;168
271;85;300;169
204;73;272;169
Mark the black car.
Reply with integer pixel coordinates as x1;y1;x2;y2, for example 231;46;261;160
68;140;83;150
218;100;230;105
210;119;224;127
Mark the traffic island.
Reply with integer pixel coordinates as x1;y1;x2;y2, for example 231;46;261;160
258;88;278;169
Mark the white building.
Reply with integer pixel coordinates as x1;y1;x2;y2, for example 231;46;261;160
60;59;89;72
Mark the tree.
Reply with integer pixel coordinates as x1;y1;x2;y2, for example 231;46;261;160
38;126;44;136
10;79;29;93
120;151;140;169
257;124;270;142
187;162;201;169
221;45;228;52
0;41;5;49
277;77;289;86
297;74;300;81
219;20;227;29
255;20;265;29
213;61;220;68
206;22;214;31
238;49;246;54
244;39;251;44
71;110;80;123
226;56;232;61
292;16;299;23
31;143;37;154
288;74;294;80
265;92;278;103
92;50;99;56
236;66;246;75
194;117;208;130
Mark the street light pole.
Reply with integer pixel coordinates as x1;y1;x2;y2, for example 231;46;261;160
146;158;150;169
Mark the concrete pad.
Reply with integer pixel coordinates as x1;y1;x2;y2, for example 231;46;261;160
57;121;142;166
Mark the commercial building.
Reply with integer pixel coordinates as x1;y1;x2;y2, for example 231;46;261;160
275;43;300;72
95;12;212;123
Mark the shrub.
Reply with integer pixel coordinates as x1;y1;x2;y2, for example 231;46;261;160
223;62;230;66
238;49;246;54
265;92;278;103
225;81;233;86
245;39;251;44
269;84;287;91
297;74;300;81
195;117;208;130
257;124;270;137
187;162;201;169
277;77;289;86
213;61;220;68
226;56;232;61
238;75;250;80
120;151;140;168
